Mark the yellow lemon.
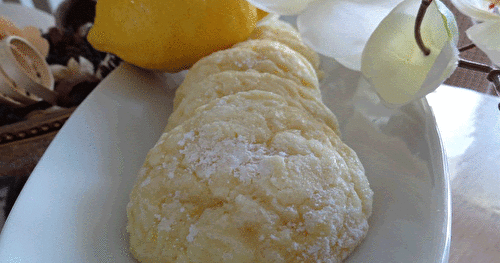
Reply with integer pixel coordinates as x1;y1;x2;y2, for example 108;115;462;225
88;0;261;72
256;8;269;20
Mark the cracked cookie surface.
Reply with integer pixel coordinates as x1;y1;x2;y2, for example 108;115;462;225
174;39;320;110
167;71;338;136
127;91;373;263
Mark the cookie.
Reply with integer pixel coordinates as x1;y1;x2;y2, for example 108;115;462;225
127;91;373;263
166;71;338;136
174;40;319;110
233;39;318;88
249;17;321;72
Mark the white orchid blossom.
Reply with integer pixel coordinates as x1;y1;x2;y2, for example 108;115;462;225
361;0;459;106
451;0;500;66
247;0;459;106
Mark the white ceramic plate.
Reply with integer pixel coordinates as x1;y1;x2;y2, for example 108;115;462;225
0;5;451;263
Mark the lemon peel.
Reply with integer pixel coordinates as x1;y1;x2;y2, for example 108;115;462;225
88;0;260;72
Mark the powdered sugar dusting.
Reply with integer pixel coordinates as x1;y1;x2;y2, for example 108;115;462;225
179;130;271;181
186;224;198;242
140;177;151;187
178;131;195;146
158;217;175;232
234;57;258;69
162;157;178;179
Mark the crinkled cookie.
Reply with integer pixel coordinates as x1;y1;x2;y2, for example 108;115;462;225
174;39;319;110
166;71;338;136
127;91;373;263
249;16;321;72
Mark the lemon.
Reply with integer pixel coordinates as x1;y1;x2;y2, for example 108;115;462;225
256;8;269;20
88;0;261;72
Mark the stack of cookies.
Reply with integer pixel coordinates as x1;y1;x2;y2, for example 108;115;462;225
127;17;373;263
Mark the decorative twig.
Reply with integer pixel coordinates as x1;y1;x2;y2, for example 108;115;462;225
457;59;500;111
414;0;499;109
487;70;500;99
458;43;476;53
415;0;433;56
458;59;492;74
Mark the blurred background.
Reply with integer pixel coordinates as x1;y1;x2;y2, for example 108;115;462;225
2;0;496;94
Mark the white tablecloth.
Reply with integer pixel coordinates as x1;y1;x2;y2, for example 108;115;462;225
427;85;500;263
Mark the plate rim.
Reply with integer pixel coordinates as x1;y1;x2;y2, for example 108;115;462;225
0;65;452;263
0;5;452;260
420;97;452;263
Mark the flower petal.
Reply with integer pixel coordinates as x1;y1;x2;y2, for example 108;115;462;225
436;0;460;44
466;20;500;65
419;42;459;98
361;0;458;107
245;0;317;15
297;0;404;71
450;0;500;22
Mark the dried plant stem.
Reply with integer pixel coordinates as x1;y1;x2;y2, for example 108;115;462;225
415;0;433;56
414;0;499;109
458;59;500;110
487;70;500;97
458;59;493;74
458;43;476;53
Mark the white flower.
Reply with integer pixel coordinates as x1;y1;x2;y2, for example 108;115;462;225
247;0;459;106
451;0;500;65
361;0;459;106
248;0;406;71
